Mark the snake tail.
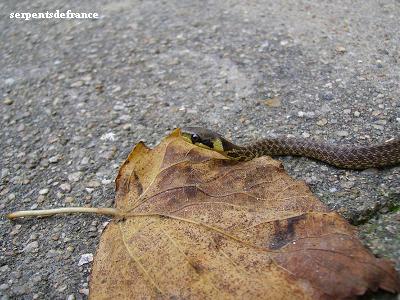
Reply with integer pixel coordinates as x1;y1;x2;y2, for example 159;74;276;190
226;137;400;170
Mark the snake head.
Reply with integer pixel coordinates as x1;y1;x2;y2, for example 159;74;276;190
180;127;238;153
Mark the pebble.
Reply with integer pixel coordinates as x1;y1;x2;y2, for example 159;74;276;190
32;275;42;284
30;233;39;240
65;196;75;203
319;91;334;101
264;97;281;107
1;168;10;178
49;155;62;163
17;124;25;132
3;98;14;105
79;289;89;296
354;111;360;117
376;119;387;125
86;180;101;188
11;271;22;280
0;283;9;290
101;179;112;185
39;188;49;195
24;241;39;253
10;224;22;236
60;183;72;192
57;285;67;293
336;130;349;137
122;123;131;131
12;286;27;296
361;168;379;175
372;110;381;116
38;159;50;168
81;74;92;82
46;250;59;258
112;85;122;93
343;109;351;114
376;60;384;68
316;118;328;126
5;78;15;85
305;177;314;185
68;172;82;182
280;40;289;46
297;111;315;118
70;81;84;88
335;46;346;53
81;157;90;165
340;181;355;189
66;294;76;300
0;265;11;273
100;132;116;141
372;124;384;131
320;104;331;112
78;253;93;266
100;149;116;160
37;195;45;203
113;104;125;111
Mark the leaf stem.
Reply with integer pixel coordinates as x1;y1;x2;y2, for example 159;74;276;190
6;207;121;220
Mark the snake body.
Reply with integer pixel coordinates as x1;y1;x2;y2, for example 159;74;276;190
181;127;400;170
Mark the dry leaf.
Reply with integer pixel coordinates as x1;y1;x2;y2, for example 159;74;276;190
90;129;400;299
264;96;281;107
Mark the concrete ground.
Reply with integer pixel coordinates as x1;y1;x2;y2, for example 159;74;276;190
1;0;399;299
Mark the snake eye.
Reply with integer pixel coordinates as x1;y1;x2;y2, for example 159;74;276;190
191;134;201;143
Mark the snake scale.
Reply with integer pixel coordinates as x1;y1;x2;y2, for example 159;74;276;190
181;127;400;170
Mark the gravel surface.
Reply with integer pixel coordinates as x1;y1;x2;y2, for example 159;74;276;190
1;0;399;299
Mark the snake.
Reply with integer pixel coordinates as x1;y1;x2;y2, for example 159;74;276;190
180;127;400;170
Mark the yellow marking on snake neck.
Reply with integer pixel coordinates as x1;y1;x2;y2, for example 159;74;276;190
181;132;225;153
181;132;193;144
212;139;224;152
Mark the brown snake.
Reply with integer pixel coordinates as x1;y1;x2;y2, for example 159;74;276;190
181;127;400;170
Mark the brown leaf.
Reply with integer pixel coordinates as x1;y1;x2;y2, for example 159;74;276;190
264;96;282;107
90;129;400;299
